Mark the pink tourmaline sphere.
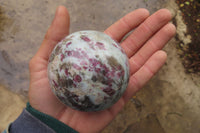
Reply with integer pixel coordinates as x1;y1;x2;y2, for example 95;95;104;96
48;30;129;111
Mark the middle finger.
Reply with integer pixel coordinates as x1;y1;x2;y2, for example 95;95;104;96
121;9;172;58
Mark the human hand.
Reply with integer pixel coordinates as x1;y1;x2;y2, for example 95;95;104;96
28;6;175;133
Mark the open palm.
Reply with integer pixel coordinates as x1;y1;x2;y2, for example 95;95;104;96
28;6;175;133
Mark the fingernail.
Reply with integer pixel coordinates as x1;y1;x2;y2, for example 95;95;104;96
55;6;60;17
53;6;60;23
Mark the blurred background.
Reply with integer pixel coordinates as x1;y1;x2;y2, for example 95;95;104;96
0;0;199;132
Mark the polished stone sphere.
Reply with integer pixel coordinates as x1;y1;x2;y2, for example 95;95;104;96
47;30;129;111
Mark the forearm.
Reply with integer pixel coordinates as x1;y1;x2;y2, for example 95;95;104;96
3;103;78;133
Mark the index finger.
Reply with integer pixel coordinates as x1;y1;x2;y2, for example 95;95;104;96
104;8;149;42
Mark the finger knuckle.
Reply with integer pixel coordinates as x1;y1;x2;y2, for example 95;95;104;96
29;57;36;69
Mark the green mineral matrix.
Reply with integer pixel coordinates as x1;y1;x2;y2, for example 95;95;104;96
47;30;130;112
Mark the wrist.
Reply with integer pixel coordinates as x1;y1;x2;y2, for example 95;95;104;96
26;102;78;133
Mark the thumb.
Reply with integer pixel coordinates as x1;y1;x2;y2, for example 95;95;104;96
36;6;70;60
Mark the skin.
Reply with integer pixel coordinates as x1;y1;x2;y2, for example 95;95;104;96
28;6;176;133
